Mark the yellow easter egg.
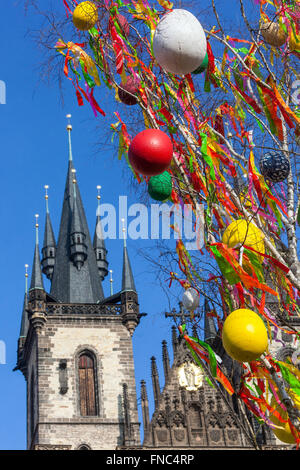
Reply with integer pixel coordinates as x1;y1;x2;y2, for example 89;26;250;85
222;219;265;255
222;309;268;362
73;2;98;31
269;396;300;444
289;34;300;52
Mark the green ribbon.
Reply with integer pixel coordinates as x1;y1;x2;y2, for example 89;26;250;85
210;245;240;285
200;133;216;181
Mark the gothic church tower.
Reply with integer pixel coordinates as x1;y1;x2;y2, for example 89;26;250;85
15;119;143;450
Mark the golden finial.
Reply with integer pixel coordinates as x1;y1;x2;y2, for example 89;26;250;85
71;168;77;184
121;217;127;248
66;113;72;131
25;264;29;294
44;185;49;212
35;214;39;244
97;185;101;201
109;269;114;296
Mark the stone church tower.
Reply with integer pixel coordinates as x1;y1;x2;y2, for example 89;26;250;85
15;120;143;450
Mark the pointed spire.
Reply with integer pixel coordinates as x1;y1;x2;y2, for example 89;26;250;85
29;215;44;291
93;185;108;281
121;218;136;293
41;185;56;280
151;356;161;408
162;340;171;383
140;380;150;439
50;116;104;303
19;264;29;340
204;298;217;345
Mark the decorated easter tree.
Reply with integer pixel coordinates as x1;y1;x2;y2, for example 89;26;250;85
29;0;300;448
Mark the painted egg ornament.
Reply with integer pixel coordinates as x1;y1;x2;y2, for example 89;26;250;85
222;219;265;255
260;21;287;47
73;1;98;31
192;52;208;74
259;151;290;183
182;288;200;311
128;129;173;176
118;76;139;106
153;9;207;76
222;309;268;362
148;172;172;201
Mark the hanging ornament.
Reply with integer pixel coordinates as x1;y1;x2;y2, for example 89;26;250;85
222;219;265;255
148;171;172;201
153;9;207;76
182;288;200;311
259;151;290;183
128;129;173;176
260;21;287;47
222;309;268;362
72;2;98;31
192;52;208;74
118;76;139;106
269;396;299;444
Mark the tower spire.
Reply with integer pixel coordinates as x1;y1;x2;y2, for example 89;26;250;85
41;185;56;280
93;185;108;281
19;264;29;340
151;356;161;408
121;218;136;293
50;117;104;303
30;215;44;291
140;380;150;440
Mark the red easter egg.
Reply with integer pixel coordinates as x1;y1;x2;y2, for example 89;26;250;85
128;129;173;176
117;14;130;37
118;76;139;106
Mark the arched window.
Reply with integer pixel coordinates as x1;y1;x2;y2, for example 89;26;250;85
77;444;91;450
78;352;97;416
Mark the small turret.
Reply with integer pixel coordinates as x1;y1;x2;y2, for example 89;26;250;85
41;185;56;280
15;264;30;375
120;219;140;335
151;356;161;408
28;215;47;334
140;380;150;440
93;185;108;281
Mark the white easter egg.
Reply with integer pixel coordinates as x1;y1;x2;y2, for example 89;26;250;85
153;9;207;76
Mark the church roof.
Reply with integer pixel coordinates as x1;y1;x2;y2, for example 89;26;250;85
49;122;105;304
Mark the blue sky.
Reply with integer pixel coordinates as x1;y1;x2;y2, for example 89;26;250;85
0;0;187;450
0;0;275;450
